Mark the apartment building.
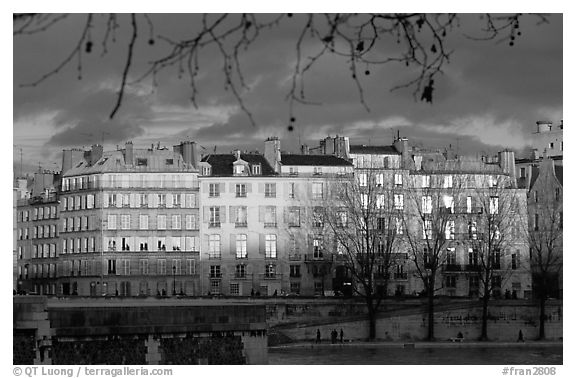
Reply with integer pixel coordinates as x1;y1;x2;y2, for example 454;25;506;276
198;137;354;296
319;136;532;299
15;172;60;295
56;142;200;296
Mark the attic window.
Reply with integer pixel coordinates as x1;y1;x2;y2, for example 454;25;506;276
234;165;245;175
252;164;261;175
165;159;174;165
137;158;148;166
98;158;108;166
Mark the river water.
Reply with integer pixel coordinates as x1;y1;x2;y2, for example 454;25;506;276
268;345;562;365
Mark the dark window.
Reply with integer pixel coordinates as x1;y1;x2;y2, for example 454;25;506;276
137;158;148;166
165;159;174;165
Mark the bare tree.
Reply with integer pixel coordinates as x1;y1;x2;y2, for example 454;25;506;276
323;167;402;340
470;174;525;341
528;187;562;340
402;172;464;341
14;13;548;121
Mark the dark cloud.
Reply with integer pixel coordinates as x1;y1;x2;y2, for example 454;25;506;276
13;13;562;175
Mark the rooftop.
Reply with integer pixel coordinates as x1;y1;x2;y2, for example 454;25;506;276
349;145;400;155
201;154;276;176
280;154;353;166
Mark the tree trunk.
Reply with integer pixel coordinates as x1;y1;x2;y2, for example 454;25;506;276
366;294;377;340
538;295;546;340
480;292;489;341
427;285;435;341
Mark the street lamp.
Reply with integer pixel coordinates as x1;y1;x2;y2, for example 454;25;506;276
172;265;176;296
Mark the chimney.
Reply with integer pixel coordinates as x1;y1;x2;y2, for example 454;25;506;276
90;144;104;166
234;149;241;160
498;150;517;188
125;141;134;165
536;120;553;133
300;144;309;155
176;141;201;168
264;137;281;173
393;137;410;168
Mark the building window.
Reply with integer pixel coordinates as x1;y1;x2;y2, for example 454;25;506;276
209;206;221;228
234;206;247;227
555;188;561;202
313;238;323;259
172;215;181;230
173;194;181;207
265;183;276;198
394;173;403;186
358;173;367;187
236;184;247;197
230;283;240;295
265;264;276;278
210;265;221;278
290;282;300;294
121;215;130;230
252;164;261;175
422;175;430;188
395;217;403;234
107;259;116;274
107;215;117;230
468;221;477;239
313;167;322;175
372;173;382;187
158;259;166;275
288;207;301;227
442;195;454;213
157;215;167;230
443;175;453;188
336;210;348;228
534;213;539;231
376;194;385;209
139;259;149;275
265;234;277;258
423;220;433;239
264;206;277;227
209;235;221;259
468;248;479;267
202;166;211;176
361;193;368;209
186;259;196;275
445;220;455;240
290;265;301;278
312;207;324;228
394;194;404;210
139;215;148;230
236;234;247;259
288;182;296;198
312;183;323;199
422;195;432;214
140;194;148;207
489;196;499;215
235;264;246;278
511;252;518;270
209;183;220;197
185;214;197;230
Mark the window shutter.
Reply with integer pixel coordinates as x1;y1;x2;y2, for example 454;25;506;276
259;206;265;222
116;195;123;208
134;194;141;208
230;206;237;223
219;183;225;193
220;206;227;223
102;193;108;208
259;234;265;255
166;194;173;208
284;207;289;224
284;183;290;198
258;183;264;193
202;183;209;192
203;207;209;223
246;183;252;193
129;194;135;208
230;234;236;256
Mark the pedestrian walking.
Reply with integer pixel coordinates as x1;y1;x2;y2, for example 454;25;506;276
340;328;344;343
518;330;524;342
316;329;321;344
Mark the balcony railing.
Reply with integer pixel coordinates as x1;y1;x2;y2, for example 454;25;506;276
393;272;408;280
304;253;332;262
264;222;277;228
235;222;248;228
288;254;302;261
444;264;462;272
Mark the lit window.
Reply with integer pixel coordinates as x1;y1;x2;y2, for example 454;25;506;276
209;235;221;258
265;234;277;258
236;234;247;259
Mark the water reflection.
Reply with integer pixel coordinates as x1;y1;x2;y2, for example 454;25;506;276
268;346;562;365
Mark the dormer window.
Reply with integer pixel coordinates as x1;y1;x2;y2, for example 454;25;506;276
137;158;148;166
234;165;245;175
314;167;322;175
252;164;261;175
202;166;211;176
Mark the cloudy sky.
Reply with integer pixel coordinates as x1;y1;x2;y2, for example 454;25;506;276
13;13;562;176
